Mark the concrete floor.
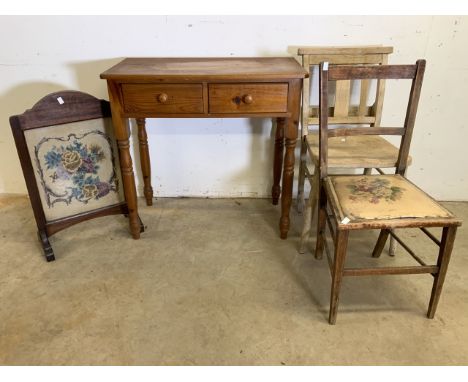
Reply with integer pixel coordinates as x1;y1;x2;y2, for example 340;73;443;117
0;195;467;365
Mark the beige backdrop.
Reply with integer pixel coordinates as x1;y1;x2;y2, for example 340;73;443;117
1;16;467;200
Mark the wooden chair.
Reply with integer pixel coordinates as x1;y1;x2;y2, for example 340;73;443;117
10;91;144;261
296;46;405;255
315;60;461;324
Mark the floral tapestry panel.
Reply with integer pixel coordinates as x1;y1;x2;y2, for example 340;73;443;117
331;175;453;221
25;118;124;221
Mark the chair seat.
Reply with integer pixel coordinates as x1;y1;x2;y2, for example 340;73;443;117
326;174;460;229
306;133;411;168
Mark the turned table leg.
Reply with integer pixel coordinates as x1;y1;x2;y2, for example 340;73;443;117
108;81;140;239
280;136;297;239
136;118;154;206
272;117;285;205
117;138;141;239
279;79;301;239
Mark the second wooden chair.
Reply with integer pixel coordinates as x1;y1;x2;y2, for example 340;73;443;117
315;59;461;324
296;46;406;255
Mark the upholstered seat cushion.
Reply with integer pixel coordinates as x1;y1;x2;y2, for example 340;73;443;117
327;175;455;225
306;133;411;168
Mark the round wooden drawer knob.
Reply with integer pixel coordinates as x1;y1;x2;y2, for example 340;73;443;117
157;93;168;103
243;94;253;104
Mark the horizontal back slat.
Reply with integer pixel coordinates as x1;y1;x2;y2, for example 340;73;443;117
298;46;393;55
329;65;417;80
309;116;376;125
307;54;385;65
309;105;375;118
317;59;426;179
327;127;405;138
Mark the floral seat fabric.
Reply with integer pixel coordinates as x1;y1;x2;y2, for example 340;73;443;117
329;174;453;222
25;117;123;221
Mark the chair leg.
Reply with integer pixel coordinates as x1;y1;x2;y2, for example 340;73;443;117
363;168;372;175
271;118;285;205
371;229;390;258
314;188;327;260
136;118;154;206
427;226;458;319
329;230;349;325
299;170;319;254
296;138;307;213
388;233;397;256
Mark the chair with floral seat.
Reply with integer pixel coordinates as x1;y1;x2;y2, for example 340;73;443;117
314;59;462;324
296;46;406;256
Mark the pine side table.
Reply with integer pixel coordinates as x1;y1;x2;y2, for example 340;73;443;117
100;57;308;239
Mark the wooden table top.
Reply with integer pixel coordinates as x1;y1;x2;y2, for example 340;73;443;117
100;57;309;81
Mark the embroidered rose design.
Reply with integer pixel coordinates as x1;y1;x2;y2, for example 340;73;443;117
42;136;118;206
347;178;404;204
61;150;82;173
82;184;98;199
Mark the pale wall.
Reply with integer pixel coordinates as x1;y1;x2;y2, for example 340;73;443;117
1;16;467;200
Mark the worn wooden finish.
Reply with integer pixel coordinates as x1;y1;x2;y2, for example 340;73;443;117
314;59;462;323
318;62;329;179
396;60;426;175
329;230;349;325
122;111;292;119
136;118;153;206
315;185;328;261
16;91;112;130
38;230;54;262
208;83;288;114
343;265;439;277
272;118;285;205
359;79;370;115
373;54;389;127
306;134;409;168
101;58;307;239
296;46;400;255
299;169;319;253
297;55;310;213
297;46;393;55
327;127;404;137
101;57;308;82
280;78;302;239
333;80;351;117
308;114;376;125
427;226;458;318
46;203;129;236
107;81;141;239
301;54;387;65
122;84;204;114
371;229;390;258
9;91;140;261
329;65;417;80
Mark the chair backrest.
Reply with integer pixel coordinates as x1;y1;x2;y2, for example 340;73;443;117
318;60;426;179
297;46;393;137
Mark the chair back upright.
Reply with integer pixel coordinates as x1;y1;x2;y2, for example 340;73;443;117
318;60;426;180
298;46;394;137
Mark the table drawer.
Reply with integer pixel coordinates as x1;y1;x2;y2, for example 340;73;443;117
208;83;288;114
122;84;204;114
